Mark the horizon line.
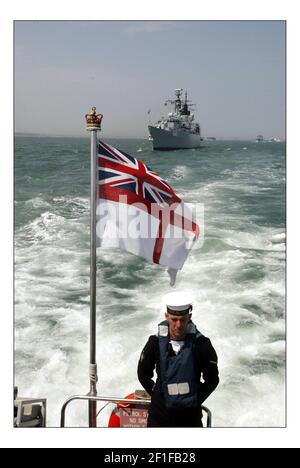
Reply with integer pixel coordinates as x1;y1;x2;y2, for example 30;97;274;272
14;132;285;142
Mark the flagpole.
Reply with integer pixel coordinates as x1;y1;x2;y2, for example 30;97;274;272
85;107;103;427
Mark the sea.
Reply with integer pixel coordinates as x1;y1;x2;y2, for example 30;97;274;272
14;136;286;428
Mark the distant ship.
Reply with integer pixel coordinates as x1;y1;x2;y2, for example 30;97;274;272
148;89;202;150
256;134;264;142
268;137;281;142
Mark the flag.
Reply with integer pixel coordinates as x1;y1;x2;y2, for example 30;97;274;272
96;140;200;285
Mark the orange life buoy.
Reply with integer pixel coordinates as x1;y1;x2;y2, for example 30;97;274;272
108;393;136;428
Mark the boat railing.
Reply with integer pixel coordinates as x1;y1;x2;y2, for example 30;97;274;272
60;394;212;428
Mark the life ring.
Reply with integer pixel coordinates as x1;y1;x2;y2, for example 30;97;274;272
108;393;136;427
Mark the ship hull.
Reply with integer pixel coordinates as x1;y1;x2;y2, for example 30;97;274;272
148;126;201;150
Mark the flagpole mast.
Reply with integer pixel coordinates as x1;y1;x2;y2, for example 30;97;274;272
85;107;103;427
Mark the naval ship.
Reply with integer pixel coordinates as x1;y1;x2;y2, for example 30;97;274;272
148;89;202;150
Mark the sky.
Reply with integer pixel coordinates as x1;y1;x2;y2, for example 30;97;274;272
15;20;285;140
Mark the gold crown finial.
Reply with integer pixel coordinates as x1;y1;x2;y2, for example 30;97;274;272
85;107;103;129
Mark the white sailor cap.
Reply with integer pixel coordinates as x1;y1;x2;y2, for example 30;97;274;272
164;292;193;316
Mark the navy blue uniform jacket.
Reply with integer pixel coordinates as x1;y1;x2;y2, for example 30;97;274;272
137;333;219;427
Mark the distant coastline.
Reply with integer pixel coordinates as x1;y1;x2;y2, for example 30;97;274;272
14;133;285;142
14;132;86;139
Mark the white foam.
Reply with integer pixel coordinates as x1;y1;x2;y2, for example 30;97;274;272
24;197;51;209
15;173;285;427
169;165;188;180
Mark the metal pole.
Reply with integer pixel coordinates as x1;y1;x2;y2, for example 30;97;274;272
60;395;212;428
85;107;103;427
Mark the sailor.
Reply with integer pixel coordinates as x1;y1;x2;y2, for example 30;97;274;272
138;292;219;427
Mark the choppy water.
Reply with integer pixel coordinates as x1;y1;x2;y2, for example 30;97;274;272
14;136;286;427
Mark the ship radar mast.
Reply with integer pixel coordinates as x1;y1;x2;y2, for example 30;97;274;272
165;88;184;113
164;89;196;116
175;88;183;98
175;89;183;112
